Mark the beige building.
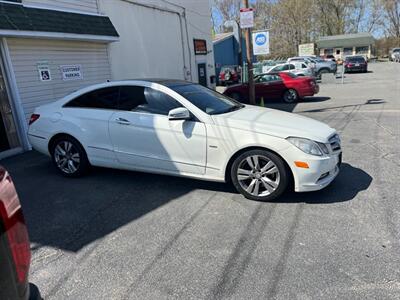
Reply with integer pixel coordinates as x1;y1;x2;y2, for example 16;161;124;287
316;33;375;60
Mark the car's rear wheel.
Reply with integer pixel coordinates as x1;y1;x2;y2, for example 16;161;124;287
230;149;289;201
318;68;330;78
283;89;298;103
50;136;89;177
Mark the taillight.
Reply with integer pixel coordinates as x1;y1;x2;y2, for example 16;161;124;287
0;170;31;285
29;114;40;125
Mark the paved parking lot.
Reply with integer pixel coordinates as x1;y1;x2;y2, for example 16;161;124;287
2;62;400;299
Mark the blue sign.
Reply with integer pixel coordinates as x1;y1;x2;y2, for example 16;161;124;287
255;33;267;46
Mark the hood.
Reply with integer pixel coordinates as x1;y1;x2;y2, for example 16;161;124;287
212;105;336;143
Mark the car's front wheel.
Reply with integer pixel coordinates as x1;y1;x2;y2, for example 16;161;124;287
231;149;289;201
50;136;89;177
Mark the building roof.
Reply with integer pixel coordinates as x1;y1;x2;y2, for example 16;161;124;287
212;32;234;44
0;2;119;38
316;33;374;48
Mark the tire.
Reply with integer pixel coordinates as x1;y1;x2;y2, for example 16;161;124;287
283;89;298;103
317;68;330;78
50;135;90;177
230;149;289;201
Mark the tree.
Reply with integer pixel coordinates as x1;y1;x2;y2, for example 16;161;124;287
381;0;400;37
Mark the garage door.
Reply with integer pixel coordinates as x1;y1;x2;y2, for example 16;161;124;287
101;0;185;80
7;38;112;121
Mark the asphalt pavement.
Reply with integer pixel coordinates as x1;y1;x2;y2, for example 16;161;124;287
2;62;400;299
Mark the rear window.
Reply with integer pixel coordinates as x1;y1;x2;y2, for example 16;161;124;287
346;57;365;63
286;72;298;78
64;87;119;109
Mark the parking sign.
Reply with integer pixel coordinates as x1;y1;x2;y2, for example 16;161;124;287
240;8;254;29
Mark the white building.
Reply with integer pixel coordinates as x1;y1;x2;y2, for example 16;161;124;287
0;0;215;159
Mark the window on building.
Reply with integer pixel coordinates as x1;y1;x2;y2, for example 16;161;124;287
324;48;334;55
336;49;341;55
344;47;353;55
119;86;182;115
356;46;368;54
64;87;120;109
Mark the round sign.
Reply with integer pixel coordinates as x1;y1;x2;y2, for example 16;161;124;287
255;33;267;46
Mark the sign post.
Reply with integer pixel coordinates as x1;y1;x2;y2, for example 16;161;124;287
240;2;255;105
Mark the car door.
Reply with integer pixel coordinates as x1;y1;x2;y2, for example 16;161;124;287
255;75;279;100
109;85;207;175
266;75;286;99
63;86;119;162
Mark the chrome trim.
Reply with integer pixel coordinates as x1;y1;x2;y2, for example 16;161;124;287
28;134;46;140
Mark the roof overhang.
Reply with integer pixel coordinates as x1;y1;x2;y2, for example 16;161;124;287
0;29;119;43
316;33;374;49
0;2;119;43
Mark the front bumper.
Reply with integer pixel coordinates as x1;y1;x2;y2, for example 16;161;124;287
280;146;342;192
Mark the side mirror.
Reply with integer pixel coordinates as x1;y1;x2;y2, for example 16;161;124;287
168;107;190;121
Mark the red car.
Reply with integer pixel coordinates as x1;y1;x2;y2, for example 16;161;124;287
219;65;240;86
0;167;41;300
223;72;319;104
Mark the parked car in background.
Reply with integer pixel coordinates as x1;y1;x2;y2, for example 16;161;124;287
394;52;400;63
344;56;368;73
389;48;400;61
0;167;41;300
28;79;340;202
288;56;337;78
218;65;241;86
224;72;319;104
267;62;314;77
325;54;336;62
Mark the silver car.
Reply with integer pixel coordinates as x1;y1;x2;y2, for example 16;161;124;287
288;56;337;77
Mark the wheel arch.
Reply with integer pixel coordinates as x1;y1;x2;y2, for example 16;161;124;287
224;146;294;189
318;67;330;74
48;132;84;155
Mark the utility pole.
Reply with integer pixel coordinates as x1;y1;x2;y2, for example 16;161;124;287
242;0;255;105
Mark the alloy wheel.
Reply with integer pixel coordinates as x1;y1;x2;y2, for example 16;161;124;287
54;141;81;174
236;154;280;197
284;89;297;103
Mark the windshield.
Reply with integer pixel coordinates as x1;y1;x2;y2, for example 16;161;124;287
170;84;244;115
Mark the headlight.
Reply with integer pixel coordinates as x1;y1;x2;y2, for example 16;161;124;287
287;137;325;156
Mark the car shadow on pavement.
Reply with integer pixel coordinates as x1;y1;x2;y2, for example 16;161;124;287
2;151;371;253
274;163;372;204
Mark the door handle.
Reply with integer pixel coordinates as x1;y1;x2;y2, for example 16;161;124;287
115;117;131;125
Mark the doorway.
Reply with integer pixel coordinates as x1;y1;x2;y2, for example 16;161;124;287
197;63;207;87
0;51;20;153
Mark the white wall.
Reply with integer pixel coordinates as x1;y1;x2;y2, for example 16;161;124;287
99;0;185;81
99;0;215;86
22;0;99;14
7;38;111;120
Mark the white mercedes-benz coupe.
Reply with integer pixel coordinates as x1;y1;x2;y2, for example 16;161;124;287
28;80;342;201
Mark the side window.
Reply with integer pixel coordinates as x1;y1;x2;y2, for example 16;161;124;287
301;63;307;68
289;64;296;70
119;86;182;115
281;64;289;71
65;87;119;109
